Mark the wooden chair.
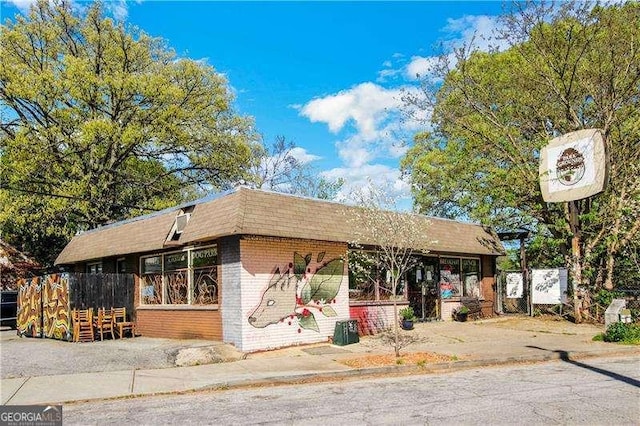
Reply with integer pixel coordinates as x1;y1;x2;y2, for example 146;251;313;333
94;307;115;341
72;308;95;342
112;307;135;338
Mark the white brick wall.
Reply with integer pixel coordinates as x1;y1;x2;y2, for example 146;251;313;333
440;300;460;321
235;236;349;352
220;236;243;346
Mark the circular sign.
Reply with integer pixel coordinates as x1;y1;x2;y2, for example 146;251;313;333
556;147;585;186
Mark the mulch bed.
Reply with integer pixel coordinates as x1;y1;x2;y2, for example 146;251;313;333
339;352;455;368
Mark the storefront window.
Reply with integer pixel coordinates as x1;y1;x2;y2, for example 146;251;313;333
462;258;482;298
140;246;218;306
348;250;405;301
164;252;188;304
192;247;218;304
141;256;162;304
439;257;481;299
440;258;462;299
348;251;378;301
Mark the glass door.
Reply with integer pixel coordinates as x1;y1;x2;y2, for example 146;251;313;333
407;257;439;321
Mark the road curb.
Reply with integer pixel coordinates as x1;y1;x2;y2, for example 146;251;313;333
20;348;640;406
192;349;640;392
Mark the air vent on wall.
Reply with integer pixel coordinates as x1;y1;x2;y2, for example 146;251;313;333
166;211;192;243
174;213;190;234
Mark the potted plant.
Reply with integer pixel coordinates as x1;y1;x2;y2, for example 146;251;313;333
399;306;416;330
454;305;469;322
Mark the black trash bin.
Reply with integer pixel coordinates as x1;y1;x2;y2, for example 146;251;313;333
333;319;359;346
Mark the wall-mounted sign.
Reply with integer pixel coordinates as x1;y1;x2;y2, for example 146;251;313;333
531;268;568;304
539;129;607;202
506;273;523;298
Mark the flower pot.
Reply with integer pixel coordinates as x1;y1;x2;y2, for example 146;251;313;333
456;312;468;322
401;319;414;330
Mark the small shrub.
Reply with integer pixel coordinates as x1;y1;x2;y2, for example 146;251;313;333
399;306;415;321
592;333;605;342
396;358;405;365
604;322;640;344
594;289;625;308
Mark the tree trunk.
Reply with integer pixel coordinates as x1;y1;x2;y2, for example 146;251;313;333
392;286;400;358
603;252;615;291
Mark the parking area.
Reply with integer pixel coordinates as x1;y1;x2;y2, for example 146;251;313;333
0;328;242;379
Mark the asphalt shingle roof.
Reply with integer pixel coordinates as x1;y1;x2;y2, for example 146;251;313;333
55;187;504;265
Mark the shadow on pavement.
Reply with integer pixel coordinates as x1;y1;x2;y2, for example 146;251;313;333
526;345;640;388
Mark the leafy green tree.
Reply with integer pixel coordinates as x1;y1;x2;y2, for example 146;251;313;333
0;0;257;265
402;1;639;321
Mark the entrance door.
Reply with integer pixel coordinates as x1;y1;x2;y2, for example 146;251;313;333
407;257;439;321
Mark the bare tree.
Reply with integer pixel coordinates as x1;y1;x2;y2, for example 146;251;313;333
249;135;343;199
346;183;433;357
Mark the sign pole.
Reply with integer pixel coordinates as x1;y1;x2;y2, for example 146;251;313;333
569;200;583;323
539;129;607;324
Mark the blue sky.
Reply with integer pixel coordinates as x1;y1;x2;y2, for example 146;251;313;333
1;1;507;205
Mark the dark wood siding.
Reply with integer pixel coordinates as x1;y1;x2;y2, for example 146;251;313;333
135;308;222;340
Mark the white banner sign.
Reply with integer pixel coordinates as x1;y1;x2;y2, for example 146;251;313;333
532;269;568;304
506;273;523;299
539;129;607;202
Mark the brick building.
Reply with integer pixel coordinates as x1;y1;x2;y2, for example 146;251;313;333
56;187;504;352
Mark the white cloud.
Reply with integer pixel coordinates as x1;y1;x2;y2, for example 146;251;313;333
377;67;403;83
321;164;412;208
105;0;129;20
4;0;132;19
402;14;507;82
444;14;506;52
300;83;424;171
299;13;510;210
300;82;403;139
288;147;320;165
405;56;438;80
4;0;36;12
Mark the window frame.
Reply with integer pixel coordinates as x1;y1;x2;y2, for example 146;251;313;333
139;244;218;306
347;249;408;302
439;256;482;300
87;261;102;274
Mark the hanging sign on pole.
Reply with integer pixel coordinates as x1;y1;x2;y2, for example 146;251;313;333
539;129;608;202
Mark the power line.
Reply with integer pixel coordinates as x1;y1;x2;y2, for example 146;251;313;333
0;184;159;212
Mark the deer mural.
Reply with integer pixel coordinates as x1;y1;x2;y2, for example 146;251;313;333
248;252;344;332
248;267;297;328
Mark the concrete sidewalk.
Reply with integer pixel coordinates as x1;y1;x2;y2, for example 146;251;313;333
2;317;639;406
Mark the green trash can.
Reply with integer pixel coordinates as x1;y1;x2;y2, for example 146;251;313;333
333;319;359;346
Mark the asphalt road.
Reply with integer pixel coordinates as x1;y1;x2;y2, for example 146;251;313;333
63;356;640;425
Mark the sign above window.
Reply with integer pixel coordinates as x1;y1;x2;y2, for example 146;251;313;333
192;247;217;268
142;256;161;274
164;252;188;271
